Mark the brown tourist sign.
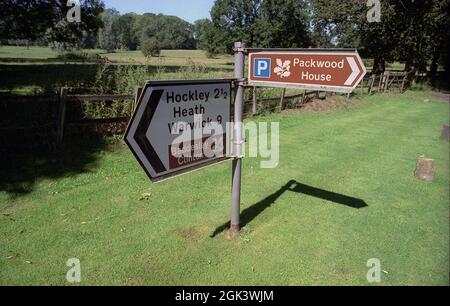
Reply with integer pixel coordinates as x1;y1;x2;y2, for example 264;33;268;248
248;49;367;93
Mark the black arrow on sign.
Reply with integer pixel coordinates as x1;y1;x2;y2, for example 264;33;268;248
126;89;167;174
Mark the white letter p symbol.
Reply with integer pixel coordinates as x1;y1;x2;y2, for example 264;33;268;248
257;60;268;75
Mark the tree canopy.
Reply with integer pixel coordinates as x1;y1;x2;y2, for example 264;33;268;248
195;0;449;76
0;0;104;47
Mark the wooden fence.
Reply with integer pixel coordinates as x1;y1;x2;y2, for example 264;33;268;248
246;70;409;116
1;70;410;151
366;71;409;94
56;86;142;145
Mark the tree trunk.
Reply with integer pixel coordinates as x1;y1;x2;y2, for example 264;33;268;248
372;55;385;74
405;55;417;83
429;48;440;84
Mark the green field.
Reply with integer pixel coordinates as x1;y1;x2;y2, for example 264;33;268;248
0;46;233;66
0;46;234;95
1;90;448;285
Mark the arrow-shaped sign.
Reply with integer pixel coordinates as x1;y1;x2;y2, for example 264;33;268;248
248;49;366;93
344;57;361;86
133;89;166;173
124;80;231;182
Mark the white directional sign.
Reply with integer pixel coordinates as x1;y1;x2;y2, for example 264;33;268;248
125;80;231;182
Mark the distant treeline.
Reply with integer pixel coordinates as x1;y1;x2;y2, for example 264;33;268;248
95;9;196;51
1;0;449;79
0;1;196;51
196;0;449;80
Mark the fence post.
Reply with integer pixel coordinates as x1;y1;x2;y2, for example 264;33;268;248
301;90;306;105
133;86;143;111
360;78;364;95
383;71;390;93
378;73;384;92
368;74;375;94
57;87;67;145
279;88;286;112
252;86;257;115
400;74;407;93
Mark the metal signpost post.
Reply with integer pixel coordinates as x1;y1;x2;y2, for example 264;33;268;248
230;42;246;234
125;42;366;237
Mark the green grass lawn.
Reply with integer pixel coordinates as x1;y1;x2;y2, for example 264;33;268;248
0;46;233;67
0;90;448;285
0;47;234;95
0;46;60;59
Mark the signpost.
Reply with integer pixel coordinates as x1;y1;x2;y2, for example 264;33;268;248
248;49;366;93
124;80;231;182
125;44;367;236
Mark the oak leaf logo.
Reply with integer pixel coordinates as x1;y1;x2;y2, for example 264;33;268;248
274;59;291;78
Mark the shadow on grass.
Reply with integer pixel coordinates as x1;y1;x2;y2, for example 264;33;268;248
210;180;368;237
0;135;108;200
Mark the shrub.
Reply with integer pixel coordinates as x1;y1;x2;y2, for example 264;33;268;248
57;51;89;61
141;37;161;58
56;52;102;62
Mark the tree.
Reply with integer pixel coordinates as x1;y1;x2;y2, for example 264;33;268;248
134;13;195;50
193;19;211;50
97;8;119;51
255;0;311;48
391;0;450;79
0;0;104;48
210;0;263;52
115;13;138;50
201;0;311;55
310;0;450;79
141;36;161;57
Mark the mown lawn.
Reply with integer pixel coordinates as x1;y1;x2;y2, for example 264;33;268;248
0;90;448;285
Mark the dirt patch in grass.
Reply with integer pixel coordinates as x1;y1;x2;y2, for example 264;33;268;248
335;267;352;276
430;91;450;103
176;226;207;242
295;96;366;114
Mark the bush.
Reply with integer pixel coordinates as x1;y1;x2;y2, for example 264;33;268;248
57;52;101;62
141;37;161;58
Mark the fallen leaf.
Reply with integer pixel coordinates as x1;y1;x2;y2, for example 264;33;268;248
6;256;15;260
139;193;152;201
25;261;32;265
